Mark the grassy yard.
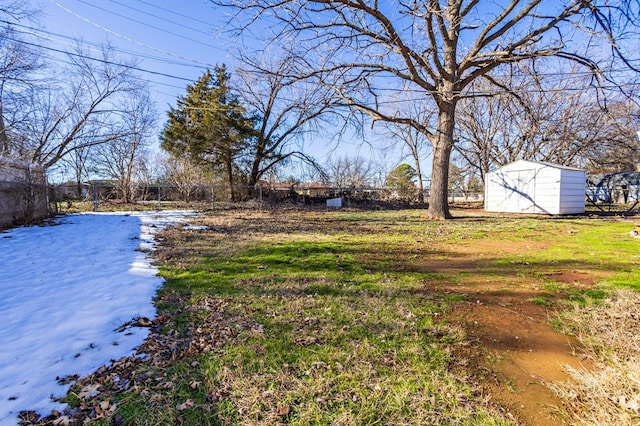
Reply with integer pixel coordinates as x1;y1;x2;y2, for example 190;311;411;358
55;208;640;425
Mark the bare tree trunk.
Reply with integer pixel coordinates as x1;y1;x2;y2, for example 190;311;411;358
427;103;456;220
410;136;425;204
405;126;427;204
415;163;424;204
248;144;263;187
225;156;234;202
0;98;9;154
124;136;138;204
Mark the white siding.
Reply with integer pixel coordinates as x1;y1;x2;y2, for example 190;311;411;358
484;160;585;215
558;169;586;214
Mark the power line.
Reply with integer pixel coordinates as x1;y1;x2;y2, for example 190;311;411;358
2;34;196;83
48;0;219;68
10;16;635;84
3;19;211;71
47;56;191;91
6;36;193;91
10;34;633;99
108;0;215;39
134;0;216;28
73;0;224;51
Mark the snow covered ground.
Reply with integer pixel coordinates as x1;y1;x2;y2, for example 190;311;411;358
0;211;195;424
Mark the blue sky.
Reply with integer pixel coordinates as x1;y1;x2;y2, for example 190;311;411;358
21;0;426;180
32;0;234;116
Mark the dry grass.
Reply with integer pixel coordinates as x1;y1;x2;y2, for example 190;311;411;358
25;208;640;425
551;290;640;425
147;210;514;425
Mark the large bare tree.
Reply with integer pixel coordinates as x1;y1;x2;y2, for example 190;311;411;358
214;0;639;219
235;52;344;186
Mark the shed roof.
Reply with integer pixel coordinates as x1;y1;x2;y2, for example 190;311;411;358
493;159;585;173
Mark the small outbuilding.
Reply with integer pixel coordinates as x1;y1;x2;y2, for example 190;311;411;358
484;160;586;215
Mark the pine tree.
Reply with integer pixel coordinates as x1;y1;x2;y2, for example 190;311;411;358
386;164;418;201
161;66;255;201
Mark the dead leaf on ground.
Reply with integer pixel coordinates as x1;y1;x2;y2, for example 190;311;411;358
78;383;101;400
176;399;195;411
52;415;71;426
276;405;290;416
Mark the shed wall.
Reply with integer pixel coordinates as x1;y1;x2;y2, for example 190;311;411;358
484;161;585;215
525;167;560;214
558;169;586;214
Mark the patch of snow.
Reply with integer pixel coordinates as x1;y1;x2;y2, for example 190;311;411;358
0;210;194;424
182;224;210;231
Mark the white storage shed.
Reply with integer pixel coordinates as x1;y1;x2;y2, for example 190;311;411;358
484;160;586;215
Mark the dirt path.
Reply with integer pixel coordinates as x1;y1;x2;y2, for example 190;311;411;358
430;241;597;425
451;286;590;425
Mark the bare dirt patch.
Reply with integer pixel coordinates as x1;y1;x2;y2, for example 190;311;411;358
451;293;589;425
436;239;600;425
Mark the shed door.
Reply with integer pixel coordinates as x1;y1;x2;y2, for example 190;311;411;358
505;169;537;212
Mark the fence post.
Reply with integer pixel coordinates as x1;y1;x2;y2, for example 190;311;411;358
46;182;56;215
92;184;98;211
211;186;215;209
157;185;161;210
259;186;263;209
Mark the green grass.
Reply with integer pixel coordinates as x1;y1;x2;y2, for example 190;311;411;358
95;209;640;425
529;296;550;306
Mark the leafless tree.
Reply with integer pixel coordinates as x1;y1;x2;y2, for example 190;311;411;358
59;145;93;198
325;155;378;188
455;65;577;182
378;103;434;203
456;64;640;180
214;0;640;219
0;0;42;155
234;51;346;186
581;98;640;172
15;43;146;171
159;154;215;202
93;92;156;203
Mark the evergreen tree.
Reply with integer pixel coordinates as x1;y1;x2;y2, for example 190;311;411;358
386;164;417;200
161;66;255;200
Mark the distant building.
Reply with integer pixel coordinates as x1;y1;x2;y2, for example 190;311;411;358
588;172;640;204
55;181;90;199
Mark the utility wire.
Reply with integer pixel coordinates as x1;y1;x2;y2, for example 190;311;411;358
44;54;190;91
48;0;219;68
10;44;191;90
7;30;635;99
2;34;196;83
73;0;223;50
107;0;215;38
3;19;211;70
134;0;215;28
11;18;634;85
